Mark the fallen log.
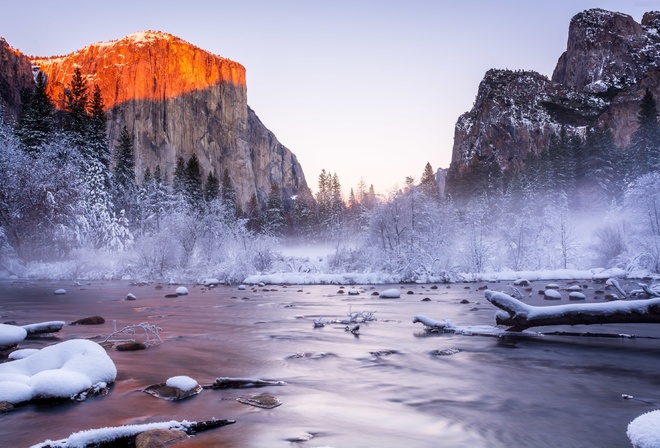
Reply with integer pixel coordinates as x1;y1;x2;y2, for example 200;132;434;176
32;418;236;447
640;283;660;298
22;321;65;336
485;290;660;332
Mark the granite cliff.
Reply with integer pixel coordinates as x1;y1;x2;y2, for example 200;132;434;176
4;31;308;207
449;9;660;189
0;38;34;123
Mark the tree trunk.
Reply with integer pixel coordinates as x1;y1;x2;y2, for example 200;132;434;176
485;290;660;331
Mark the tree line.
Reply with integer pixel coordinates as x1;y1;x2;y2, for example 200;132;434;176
2;69;660;281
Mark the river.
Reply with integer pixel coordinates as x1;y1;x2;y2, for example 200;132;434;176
0;279;658;447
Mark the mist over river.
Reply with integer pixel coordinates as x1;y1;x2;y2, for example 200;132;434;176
1;279;659;447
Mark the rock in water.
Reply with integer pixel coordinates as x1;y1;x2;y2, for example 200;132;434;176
144;382;203;401
70;316;105;325
236;393;282;409
135;429;188;448
176;286;188;296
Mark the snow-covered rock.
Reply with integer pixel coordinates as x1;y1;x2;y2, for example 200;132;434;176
166;375;198;391
0;339;117;404
348;288;360;295
238;284;247;290
513;279;530;286
628;410;660;448
175;286;188;295
380;288;401;299
0;323;27;347
545;283;560;289
569;291;586;300
126;293;137;300
54;289;66;295
543;289;562;300
202;278;220;286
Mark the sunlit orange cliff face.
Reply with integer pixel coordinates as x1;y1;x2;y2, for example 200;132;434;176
32;31;246;110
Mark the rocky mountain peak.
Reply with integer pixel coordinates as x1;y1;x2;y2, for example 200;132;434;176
552;8;659;93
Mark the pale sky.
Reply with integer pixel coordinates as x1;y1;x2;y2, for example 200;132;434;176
1;0;656;195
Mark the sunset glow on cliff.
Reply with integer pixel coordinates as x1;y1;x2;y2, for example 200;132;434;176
32;32;246;111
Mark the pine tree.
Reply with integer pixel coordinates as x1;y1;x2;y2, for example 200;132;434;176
420;162;439;199
630;88;660;176
88;84;110;170
220;168;237;211
246;193;261;232
113;126;137;218
204;171;220;203
64;67;90;150
173;156;186;196
262;183;285;236
15;71;54;153
184;154;204;207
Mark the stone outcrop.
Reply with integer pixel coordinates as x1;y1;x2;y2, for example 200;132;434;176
450;8;660;178
0;38;34;123
26;31;307;206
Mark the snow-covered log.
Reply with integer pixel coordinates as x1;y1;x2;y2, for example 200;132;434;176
485;290;660;331
32;418;236;448
22;321;65;335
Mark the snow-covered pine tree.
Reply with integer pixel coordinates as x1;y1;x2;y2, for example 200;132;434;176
15;71;54;154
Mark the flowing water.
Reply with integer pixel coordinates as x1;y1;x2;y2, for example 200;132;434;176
1;279;659;448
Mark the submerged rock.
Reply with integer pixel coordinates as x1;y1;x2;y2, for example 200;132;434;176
135;429;188;448
236;393;282;409
115;342;147;351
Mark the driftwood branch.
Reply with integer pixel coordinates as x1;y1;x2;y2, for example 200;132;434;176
485;290;660;331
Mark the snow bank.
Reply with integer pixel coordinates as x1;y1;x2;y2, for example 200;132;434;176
244;272;401;285
166;375;198;391
0;339;117;403
628;410;660;448
0;323;27;347
465;268;630;282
